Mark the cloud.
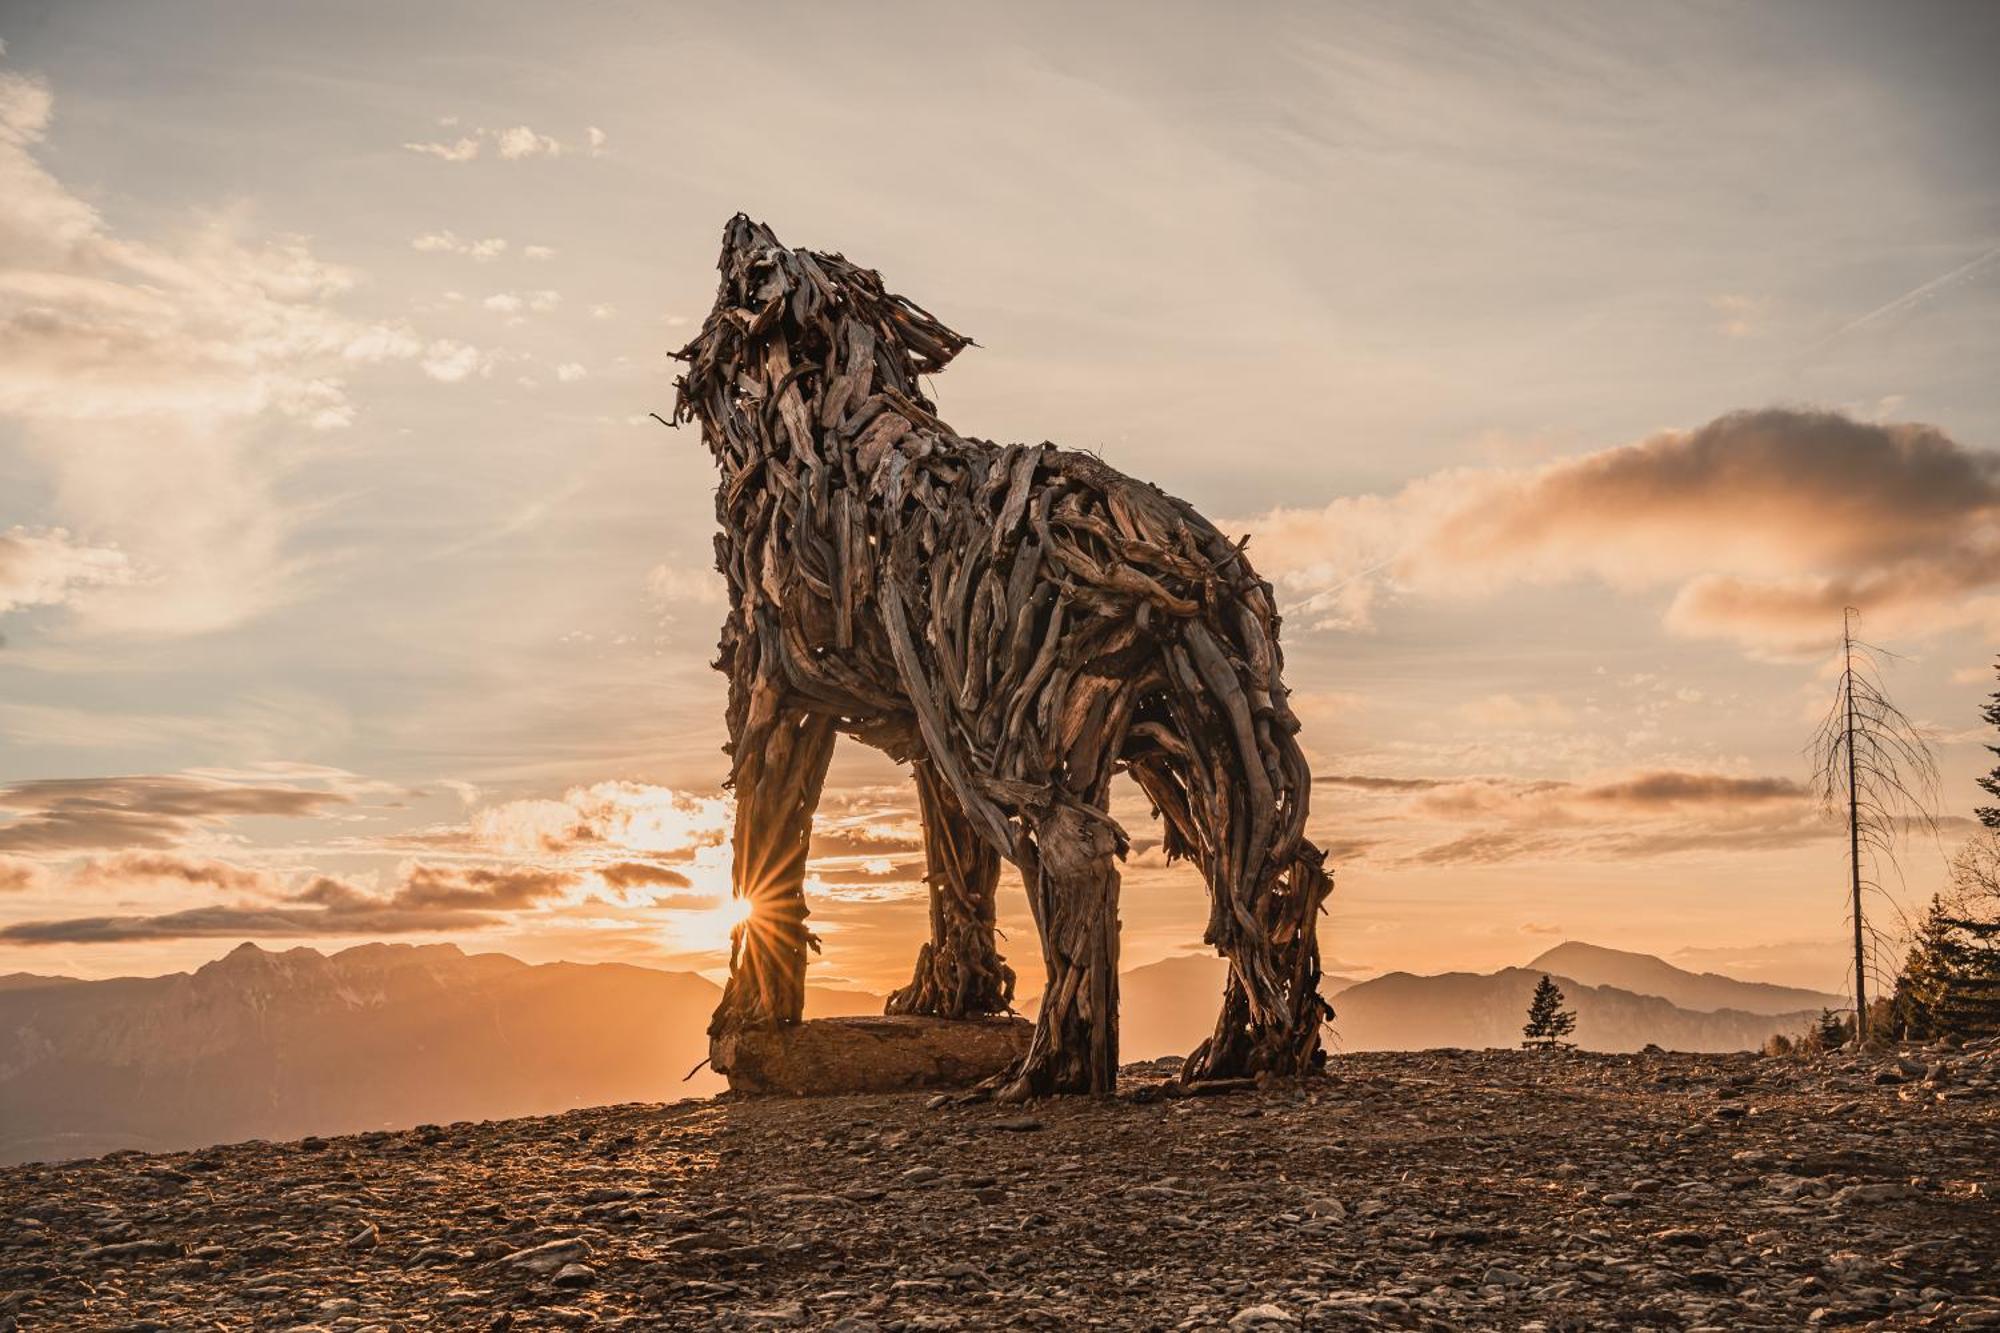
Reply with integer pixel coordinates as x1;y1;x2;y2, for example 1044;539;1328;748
411;231;507;261
1314;836;1378;864
595;860;694;890
403;123;585;164
0;855;47;893
808;813;923;859
1242;408;2000;652
1375;768;1822;866
70;851;275;894
403;136;481;162
1315;773;1447;793
390;862;576;911
0;62;422;634
586;126;606;155
522;245;555;261
0;774;747;947
646;563;726;607
0;857;581;943
385;782;733;859
483;290;559;315
554;362;586;383
1569;771;1805;810
0;772;353;853
494;125;561;159
419;339;492;383
0;526;130;615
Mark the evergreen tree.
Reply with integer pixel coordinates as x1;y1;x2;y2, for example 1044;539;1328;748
1521;974;1577;1048
1927;837;2000;1037
1892;895;1958;1039
1894;662;2000;1041
1814;1007;1850;1051
1978;656;2000;830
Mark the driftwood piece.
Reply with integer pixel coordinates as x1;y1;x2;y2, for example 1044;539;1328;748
713;1015;1034;1096
676;215;1335;1097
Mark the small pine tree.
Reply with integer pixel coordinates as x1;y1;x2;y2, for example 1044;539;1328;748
1521;974;1577;1049
1813;1007;1850;1051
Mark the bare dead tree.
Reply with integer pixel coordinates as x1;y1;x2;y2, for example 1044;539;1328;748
672;216;1335;1097
1810;608;1939;1044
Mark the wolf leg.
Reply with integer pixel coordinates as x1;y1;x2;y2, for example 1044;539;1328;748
1185;848;1333;1081
994;802;1123;1099
1124;738;1333;1083
887;759;1014;1018
707;706;838;1038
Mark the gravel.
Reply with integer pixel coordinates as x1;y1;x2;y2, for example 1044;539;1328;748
1;1043;1995;1330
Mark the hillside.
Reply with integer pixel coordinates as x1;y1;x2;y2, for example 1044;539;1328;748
1330;967;1817;1053
0;943;879;1164
1093;944;1833;1058
2;1044;1994;1329
1528;941;1844;1016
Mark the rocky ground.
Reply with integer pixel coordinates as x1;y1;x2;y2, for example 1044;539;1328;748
3;1043;1998;1332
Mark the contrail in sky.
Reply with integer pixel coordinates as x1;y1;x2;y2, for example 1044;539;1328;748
1808;243;2000;354
1284;549;1408;621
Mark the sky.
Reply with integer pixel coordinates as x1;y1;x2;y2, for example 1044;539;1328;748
2;1;1998;1001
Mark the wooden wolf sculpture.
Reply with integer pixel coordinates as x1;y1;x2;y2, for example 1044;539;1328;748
673;216;1333;1097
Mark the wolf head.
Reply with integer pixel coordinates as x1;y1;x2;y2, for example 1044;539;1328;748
672;215;972;448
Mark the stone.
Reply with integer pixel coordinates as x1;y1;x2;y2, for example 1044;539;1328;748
499;1237;590;1273
711;1015;1034;1096
1228;1304;1298;1328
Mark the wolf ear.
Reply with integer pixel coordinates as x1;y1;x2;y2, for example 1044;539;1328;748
813;246;972;374
878;292;973;375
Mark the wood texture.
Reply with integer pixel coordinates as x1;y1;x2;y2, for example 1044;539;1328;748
677;215;1334;1097
712;1014;1034;1096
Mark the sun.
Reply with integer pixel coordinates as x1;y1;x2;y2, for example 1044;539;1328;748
675;892;752;955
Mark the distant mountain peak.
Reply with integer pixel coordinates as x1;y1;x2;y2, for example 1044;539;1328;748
199;941;329;975
1524;940;1841;1015
1530;941;1648;967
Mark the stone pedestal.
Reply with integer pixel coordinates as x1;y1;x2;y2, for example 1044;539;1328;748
711;1015;1033;1095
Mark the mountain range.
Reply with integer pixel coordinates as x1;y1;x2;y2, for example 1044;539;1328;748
0;942;875;1165
0;937;1844;1162
1101;944;1838;1059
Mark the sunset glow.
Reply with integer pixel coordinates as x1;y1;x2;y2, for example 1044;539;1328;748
1;5;1996;1004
